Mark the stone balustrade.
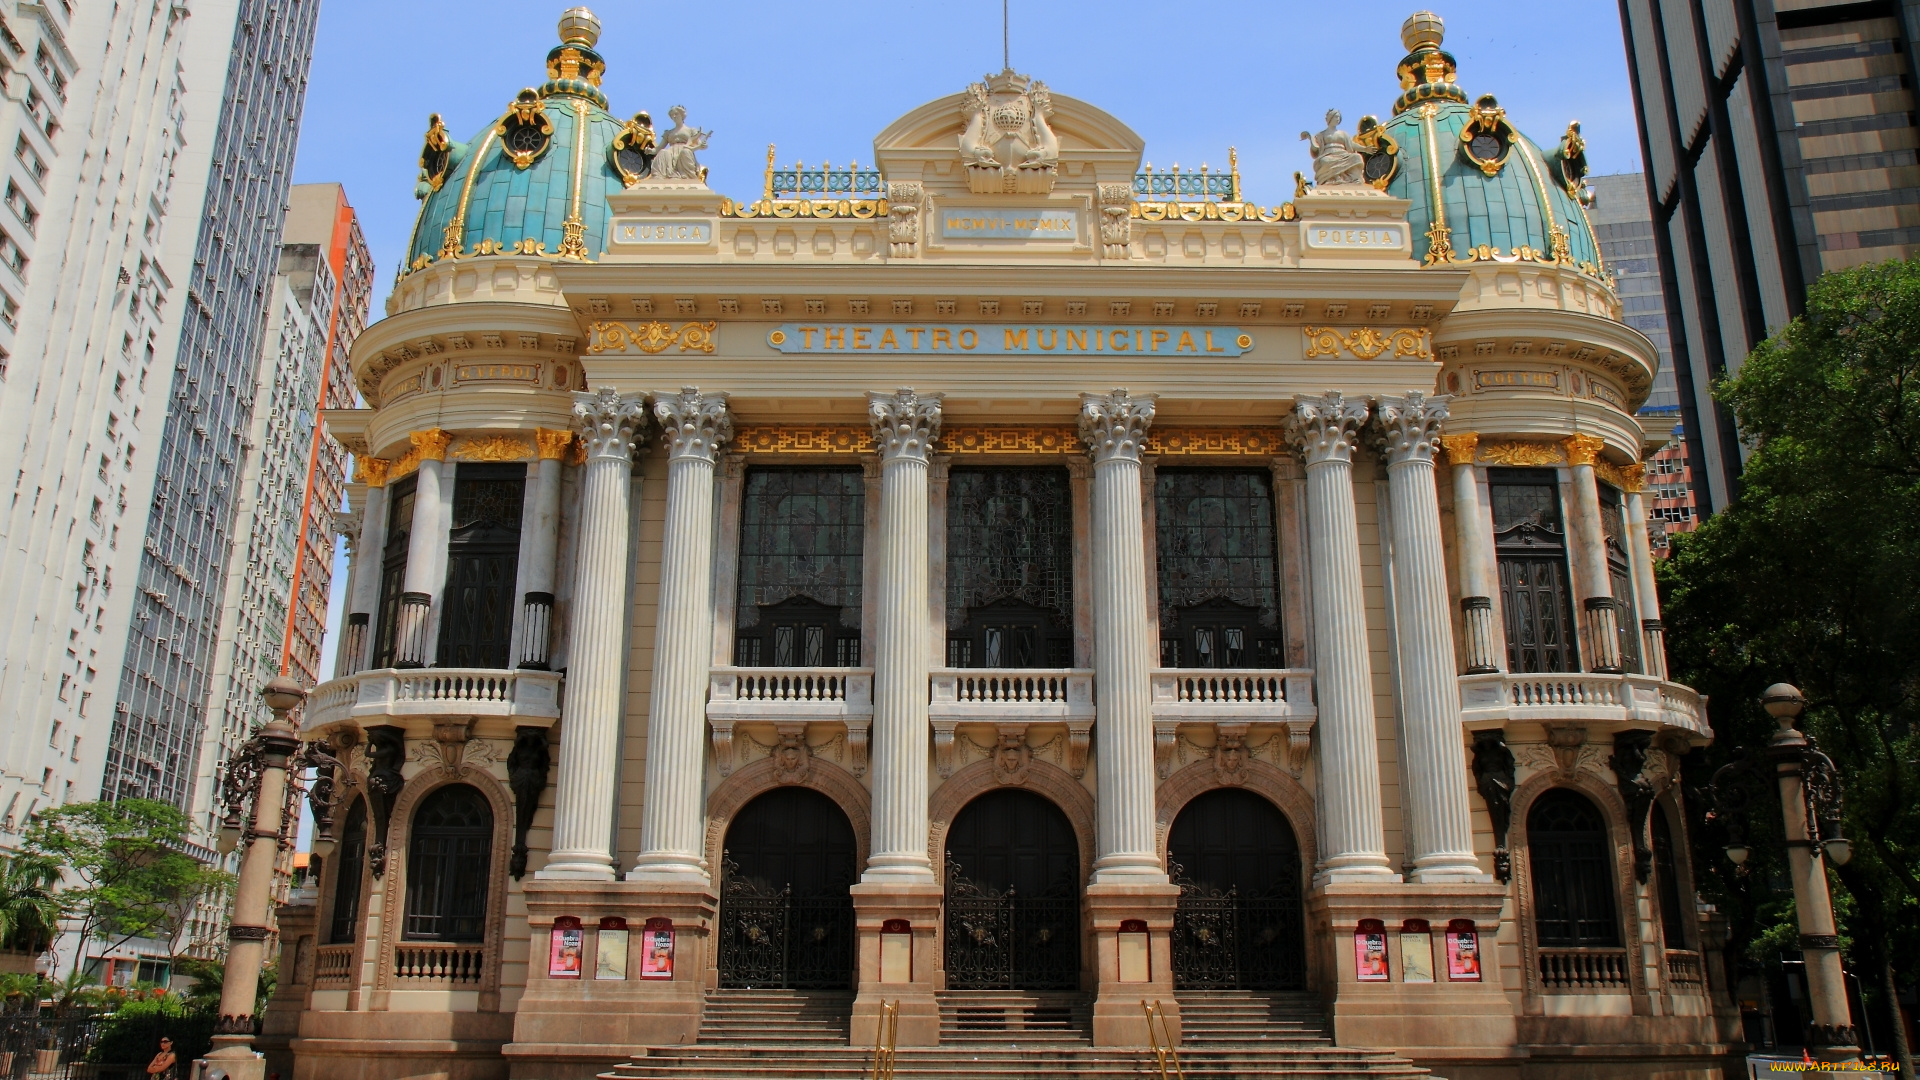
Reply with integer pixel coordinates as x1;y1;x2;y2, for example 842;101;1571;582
928;668;1095;780
706;667;875;777
391;942;486;985
1458;672;1709;738
301;667;564;736
1537;947;1632;992
313;944;356;989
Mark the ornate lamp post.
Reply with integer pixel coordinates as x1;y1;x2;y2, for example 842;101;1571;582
1710;683;1861;1063
202;675;340;1080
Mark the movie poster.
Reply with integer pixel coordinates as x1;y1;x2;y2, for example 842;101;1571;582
1400;919;1435;983
548;917;583;979
639;918;674;980
1354;919;1390;982
596;923;629;981
1446;919;1483;982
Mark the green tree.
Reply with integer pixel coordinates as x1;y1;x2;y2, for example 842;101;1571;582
17;800;232;981
0;854;61;957
1661;255;1920;1070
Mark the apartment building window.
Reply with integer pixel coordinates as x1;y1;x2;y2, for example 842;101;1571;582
13;137;44;186
0;231;27;277
33;46;65;102
5;181;35;234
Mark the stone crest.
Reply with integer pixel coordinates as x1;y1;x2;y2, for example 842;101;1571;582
959;71;1060;194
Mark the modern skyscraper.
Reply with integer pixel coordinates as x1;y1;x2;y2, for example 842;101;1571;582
103;0;323;811
1587;172;1699;550
1618;0;1920;512
0;0;251;844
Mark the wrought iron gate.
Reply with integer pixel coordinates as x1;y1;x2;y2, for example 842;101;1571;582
944;861;1080;990
717;860;855;989
1170;868;1305;990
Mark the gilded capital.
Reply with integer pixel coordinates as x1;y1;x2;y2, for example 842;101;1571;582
1438;432;1479;467
571;387;650;462
410;428;453;462
1562;432;1606;467
1371;392;1450;465
1284;391;1371;466
534;427;575;461
1078;389;1157;464
354;457;392;488
1621;462;1647;493
867;388;943;463
652;387;734;464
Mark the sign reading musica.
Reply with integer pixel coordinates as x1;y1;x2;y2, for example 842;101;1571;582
939;207;1079;241
768;324;1254;357
609;218;715;245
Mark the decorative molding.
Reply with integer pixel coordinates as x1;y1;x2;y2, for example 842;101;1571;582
1562;433;1606;467
353;457;392;488
585;320;719;355
1438;432;1478;467
451;435;534;462
1476;439;1565;467
732;425;876;456
534;428;574;461
1302;326;1433;361
410;428;453;463
1146;427;1289;457
939;426;1079;455
1594;458;1645;493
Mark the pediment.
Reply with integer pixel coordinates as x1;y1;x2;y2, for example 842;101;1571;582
872;72;1146;190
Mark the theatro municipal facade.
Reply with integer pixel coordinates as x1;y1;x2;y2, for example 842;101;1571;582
264;8;1738;1079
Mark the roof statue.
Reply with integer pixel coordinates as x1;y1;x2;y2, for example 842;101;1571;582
1301;110;1368;188
651;105;712;183
958;71;1061;194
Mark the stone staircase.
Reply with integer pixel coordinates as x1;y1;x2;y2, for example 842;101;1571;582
605;987;1438;1079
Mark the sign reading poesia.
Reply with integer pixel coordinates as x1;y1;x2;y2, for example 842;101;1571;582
767;325;1255;357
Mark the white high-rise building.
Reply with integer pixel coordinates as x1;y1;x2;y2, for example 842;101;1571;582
0;0;254;844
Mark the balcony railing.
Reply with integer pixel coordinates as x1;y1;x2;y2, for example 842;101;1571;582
1537;947;1632;991
1458;672;1708;737
313;944;355;989
705;667;874;778
302;667;564;734
1665;949;1704;988
1148;668;1317;778
392;942;485;985
928;669;1095;722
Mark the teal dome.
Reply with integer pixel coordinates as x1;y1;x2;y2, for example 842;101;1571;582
1369;12;1603;277
403;10;631;270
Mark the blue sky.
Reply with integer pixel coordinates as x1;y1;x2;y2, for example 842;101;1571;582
290;0;1645;301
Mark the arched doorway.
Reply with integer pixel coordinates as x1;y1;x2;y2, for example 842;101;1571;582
718;786;858;989
1167;788;1305;989
1527;788;1621;948
944;788;1080;990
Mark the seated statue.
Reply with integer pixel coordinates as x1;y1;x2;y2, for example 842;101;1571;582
1300;109;1367;187
653;105;711;182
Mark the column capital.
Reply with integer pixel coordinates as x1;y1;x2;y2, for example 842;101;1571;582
331;508;362;554
572;387;650;462
868;388;943;462
409;428;453;462
534;427;575;461
353;457;391;487
1372;392;1451;466
1285;391;1370;465
653;387;734;463
1438;431;1479;467
1562;432;1606;467
1078;389;1157;464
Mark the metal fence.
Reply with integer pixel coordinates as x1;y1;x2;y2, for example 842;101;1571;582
0;1010;216;1080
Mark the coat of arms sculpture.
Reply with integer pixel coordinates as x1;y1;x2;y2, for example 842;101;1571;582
958;70;1061;194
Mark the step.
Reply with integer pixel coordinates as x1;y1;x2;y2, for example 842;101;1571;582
602;1045;1434;1080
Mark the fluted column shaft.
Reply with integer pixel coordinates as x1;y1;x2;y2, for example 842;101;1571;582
1622;484;1667;680
633;389;733;884
1563;435;1621;673
1439;434;1502;673
1080;390;1164;881
343;476;388;675
1287;393;1394;880
541;390;647;879
1377;395;1482;881
864;390;942;883
395;430;452;666
523;432;569;597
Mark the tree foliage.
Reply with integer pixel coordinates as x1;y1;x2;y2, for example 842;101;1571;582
1661;256;1920;1063
17;800;231;978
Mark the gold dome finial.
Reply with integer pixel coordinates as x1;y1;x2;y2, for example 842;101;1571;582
558;6;600;47
1401;11;1444;51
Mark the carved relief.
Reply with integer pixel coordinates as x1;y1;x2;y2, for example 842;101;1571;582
886;181;922;257
1303;326;1433;361
451;435;534;462
1098;182;1133;258
958;71;1060;194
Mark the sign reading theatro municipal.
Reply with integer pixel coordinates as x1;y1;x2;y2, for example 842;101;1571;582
265;8;1734;1079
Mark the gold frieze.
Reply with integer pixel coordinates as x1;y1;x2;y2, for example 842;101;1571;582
452;435;535;462
1302;326;1433;361
587;320;719;355
732;426;875;456
1147;428;1289;457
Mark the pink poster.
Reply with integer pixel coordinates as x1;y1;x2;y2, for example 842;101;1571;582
1446;919;1483;982
1354;918;1390;982
548;916;583;979
640;917;675;980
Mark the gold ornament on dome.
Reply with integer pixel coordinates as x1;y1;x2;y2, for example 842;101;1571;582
1562;433;1605;467
496;89;555;170
452;435;534;462
419;114;452;192
1459;94;1516;177
732;426;875;456
587;320;718;355
1302;326;1433;362
1353;115;1400;190
1477;440;1565;467
610;112;658;187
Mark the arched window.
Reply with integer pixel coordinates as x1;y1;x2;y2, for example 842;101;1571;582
328;799;368;944
1528;788;1620;948
1651;802;1689;949
403;785;493;942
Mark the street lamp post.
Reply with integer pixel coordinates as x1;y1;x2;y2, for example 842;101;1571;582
201;675;340;1080
1710;683;1862;1064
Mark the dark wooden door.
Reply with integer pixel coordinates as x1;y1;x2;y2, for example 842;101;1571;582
944;789;1080;990
719;787;858;989
1167;788;1304;990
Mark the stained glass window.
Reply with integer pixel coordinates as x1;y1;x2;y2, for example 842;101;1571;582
946;468;1073;668
736;468;864;666
1490;468;1578;674
1155;469;1281;668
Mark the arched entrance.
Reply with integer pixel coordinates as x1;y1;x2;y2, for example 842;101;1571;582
1167;788;1305;989
944;788;1080;990
718;787;858;989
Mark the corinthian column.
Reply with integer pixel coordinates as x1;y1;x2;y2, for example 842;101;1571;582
1563;434;1621;673
1285;393;1394;881
1621;467;1667;679
341;458;390;675
540;389;647;879
1439;433;1502;673
863;389;941;884
395;429;452;667
516;429;570;670
1079;390;1165;881
1375;395;1483;881
632;389;733;885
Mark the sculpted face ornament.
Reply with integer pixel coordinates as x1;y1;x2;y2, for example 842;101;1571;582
959;71;1061;194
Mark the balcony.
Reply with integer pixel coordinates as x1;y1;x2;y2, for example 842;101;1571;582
1457;672;1709;740
928;668;1094;779
313;943;355;990
302;667;564;737
1537;947;1632;992
706;667;874;777
1150;669;1318;778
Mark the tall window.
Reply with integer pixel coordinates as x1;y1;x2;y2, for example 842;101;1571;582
1527;788;1620;948
734;468;864;667
329;799;367;944
1155;469;1282;668
437;464;525;669
371;477;418;669
1651;803;1688;949
403;785;493;942
1597;486;1642;674
1490;468;1579;673
946;467;1073;668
